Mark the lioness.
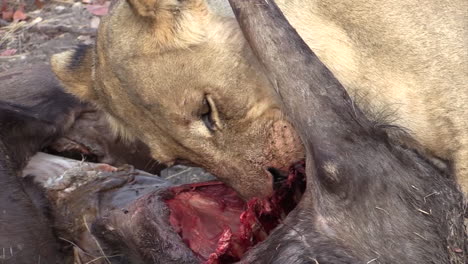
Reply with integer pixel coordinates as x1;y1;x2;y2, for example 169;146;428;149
51;0;468;198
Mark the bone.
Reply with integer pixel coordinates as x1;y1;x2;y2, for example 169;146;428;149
23;152;117;191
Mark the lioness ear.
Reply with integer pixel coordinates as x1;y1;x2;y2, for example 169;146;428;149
127;0;208;20
51;44;96;102
127;0;208;18
124;0;211;48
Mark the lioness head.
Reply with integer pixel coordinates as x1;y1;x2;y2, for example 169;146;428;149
51;0;304;199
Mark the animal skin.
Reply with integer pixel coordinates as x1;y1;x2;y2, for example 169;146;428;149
0;64;164;264
51;0;468;198
0;65;85;264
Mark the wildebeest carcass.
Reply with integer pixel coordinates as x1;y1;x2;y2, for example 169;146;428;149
74;1;466;263
68;1;467;263
0;1;466;264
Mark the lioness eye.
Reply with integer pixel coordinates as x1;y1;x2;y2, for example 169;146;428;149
201;97;216;132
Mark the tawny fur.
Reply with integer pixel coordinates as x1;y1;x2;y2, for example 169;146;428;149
51;0;468;196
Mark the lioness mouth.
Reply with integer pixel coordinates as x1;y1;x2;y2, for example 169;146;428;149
164;162;306;263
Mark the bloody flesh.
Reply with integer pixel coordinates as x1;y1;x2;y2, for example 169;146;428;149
165;162;305;264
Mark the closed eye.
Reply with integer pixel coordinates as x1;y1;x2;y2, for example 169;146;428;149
200;95;221;132
201;96;215;132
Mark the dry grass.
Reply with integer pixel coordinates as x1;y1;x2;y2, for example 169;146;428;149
0;17;42;51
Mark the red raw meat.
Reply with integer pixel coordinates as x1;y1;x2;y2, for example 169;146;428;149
165;162;306;264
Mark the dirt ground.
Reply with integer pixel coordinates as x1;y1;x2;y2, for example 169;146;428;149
0;1;99;72
0;0;232;73
1;0;215;183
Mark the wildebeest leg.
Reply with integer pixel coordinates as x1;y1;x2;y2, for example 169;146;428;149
228;0;373;181
228;0;465;263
